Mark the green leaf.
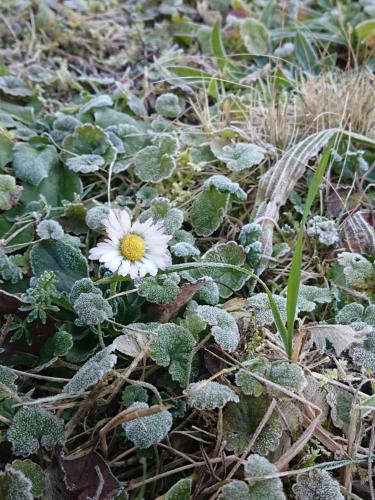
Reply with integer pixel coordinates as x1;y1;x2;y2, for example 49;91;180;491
0;129;14;168
155;93;185;118
294;32;318;72
196;305;240;352
137;274;180;305
0;466;33;500
10;460;45;497
165;478;192;500
0;174;22;210
62;124;114;163
190;186;227;236
30;240;89;294
185;380;239;409
13;143;59;186
0;76;32;97
211;19;227;67
26;64;57;84
35;331;73;371
240;18;270;55
150;323;196;385
66;154;105;173
355;19;375;45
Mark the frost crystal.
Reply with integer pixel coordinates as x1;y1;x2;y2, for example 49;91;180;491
123;402;173;448
36;220;64;240
337;252;374;288
247;293;287;326
171;241;200;257
196;305;240;352
195;280;220;305
253;416;283;455
0;365;18;392
217;143;266;172
85;205;110;230
307;216;339;246
137;274;180;304
293;470;344;500
7;406;65;456
165;478;192;499
64;346;117;395
155;93;185;118
0;465;33;500
0;251;22;283
298;284;332;312
185;380;239;410
245;454;285;499
268;362;307;395
218;480;249;500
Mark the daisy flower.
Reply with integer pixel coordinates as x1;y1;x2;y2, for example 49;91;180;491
89;209;172;279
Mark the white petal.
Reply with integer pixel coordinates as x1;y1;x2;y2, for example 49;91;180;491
105;256;123;272
118;210;131;232
89;242;117;260
99;250;122;263
118;260;131;276
140;258;158;276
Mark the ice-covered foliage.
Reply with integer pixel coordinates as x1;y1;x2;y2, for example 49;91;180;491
36;330;73;371
136;185;158;207
0;174;22;210
245;454;285;499
212;142;266;172
69;278;113;326
0;365;18;392
134;134;179;183
336;303;375;326
218;480;249;500
165;478;192;500
0;250;23;283
20;271;60;324
194;280;220;305
293;470;344;500
203;175;247;201
66;153;105;173
122;402;173;448
247;293;287;326
239;222;263;267
10;459;45;497
7;406;65;456
36;220;64;240
137;274;180;304
196;305;240;352
298;284;332;311
122;385;148;407
150;324;196;384
185;380;239;410
235;358;269;397
0;465;33;500
337;252;374;288
85;205;110;230
326;386;353;434
252;416;283;455
155;93;185;118
267;362;307;395
64;346;117;395
352;330;375;372
140;197;183;235
307;215;339;246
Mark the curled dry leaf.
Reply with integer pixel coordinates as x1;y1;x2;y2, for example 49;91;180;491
306;324;360;356
341;211;375;255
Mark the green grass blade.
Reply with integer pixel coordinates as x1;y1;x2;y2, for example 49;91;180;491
211;19;227;67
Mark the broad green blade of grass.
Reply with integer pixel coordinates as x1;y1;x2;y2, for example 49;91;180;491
285;144;333;358
211;19;227;67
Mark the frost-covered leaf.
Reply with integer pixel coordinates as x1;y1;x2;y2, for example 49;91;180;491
122;385;148;407
35;331;73;371
235;358;270;397
155;93;185;118
66;153;105;173
7;406;65;456
165;478;192;500
211;141;266;171
190;186;227;236
240;18;270;55
36;219;64;240
308;324;358;356
245;454;285;499
123;402;173;448
171;241;200;257
79;94;113;115
352;330;375;372
140;197;183;235
0;365;18;392
150;323;196;384
218;480;249;500
267;362;307;395
248;293;287;326
137;274;180;304
0;129;14;168
85;205;110;230
0;76;32;97
73;292;113;326
252;415;283;455
11;460;45;497
62;124;114;164
64;346;117;395
185;380;239;409
0;174;22;210
0;250;22;283
195;280;219;305
136;185;158;207
337;252;374;289
134;135;178;183
26;64;57;84
196;305;240;352
326;386;353;434
30;240;89;294
307;216;339;246
239;223;263;267
297;284;332;312
0;465;33;500
13;143;59;186
203;175;246;201
117;85;147;117
196;242;248;298
335;303;365;324
293;470;344;500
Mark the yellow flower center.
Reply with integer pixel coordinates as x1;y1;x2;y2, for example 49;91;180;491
120;234;145;261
